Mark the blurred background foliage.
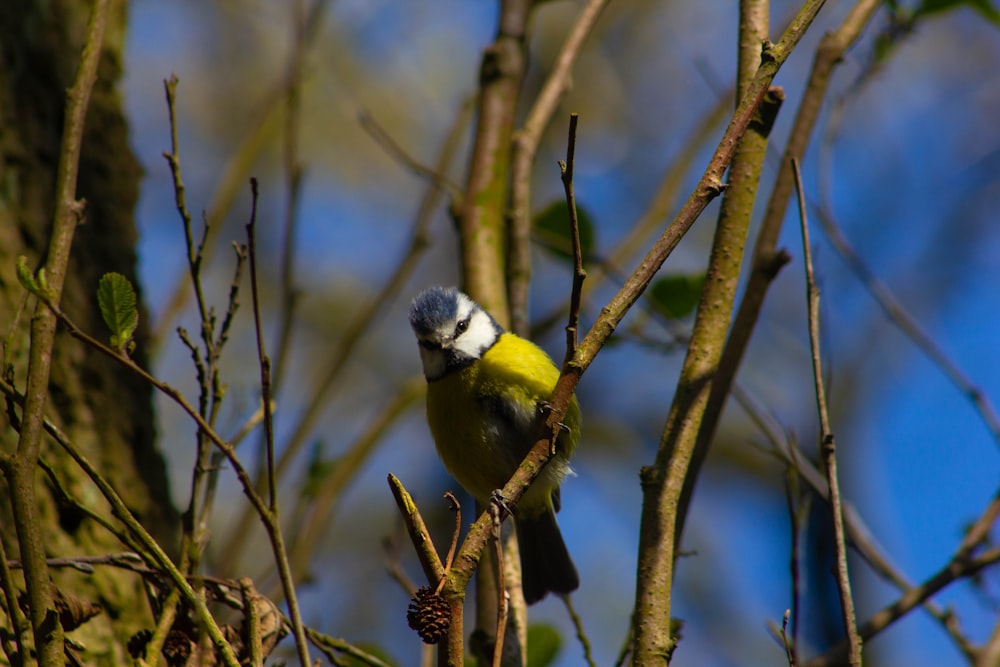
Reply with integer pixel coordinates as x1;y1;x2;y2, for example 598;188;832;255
121;1;999;665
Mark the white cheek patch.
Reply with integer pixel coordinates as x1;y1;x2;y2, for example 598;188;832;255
454;292;476;321
453;310;499;359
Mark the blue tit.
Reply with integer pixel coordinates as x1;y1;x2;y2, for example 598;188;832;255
409;286;580;604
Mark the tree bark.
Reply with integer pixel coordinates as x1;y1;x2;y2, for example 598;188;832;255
0;1;178;663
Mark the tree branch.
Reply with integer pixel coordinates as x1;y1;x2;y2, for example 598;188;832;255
7;3;109;665
793;159;861;665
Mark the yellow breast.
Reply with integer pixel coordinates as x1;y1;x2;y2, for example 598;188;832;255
425;332;580;506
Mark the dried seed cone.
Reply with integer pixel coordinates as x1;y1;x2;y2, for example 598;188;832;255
406;586;450;645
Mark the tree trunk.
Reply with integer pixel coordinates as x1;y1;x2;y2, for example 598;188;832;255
0;1;178;664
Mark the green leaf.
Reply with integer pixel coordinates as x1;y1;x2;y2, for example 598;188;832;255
16;256;38;292
303;439;337;499
533;200;596;262
526;623;562;667
649;273;706;320
97;272;139;353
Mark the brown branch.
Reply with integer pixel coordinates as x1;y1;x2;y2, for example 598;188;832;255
0;377;241;667
7;3;109;665
732;384;980;659
489;503;508;667
269;0;308;397
151;0;333;347
507;0;610;335
805;545;1000;667
793;159;861;665
244;179;312;666
626;1;827;661
684;0;882;545
559;113;587;367
219;98;470;578
286;379;424;586
459;0;532;323
813;199;1000;449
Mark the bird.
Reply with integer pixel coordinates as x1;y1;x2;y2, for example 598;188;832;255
408;285;580;604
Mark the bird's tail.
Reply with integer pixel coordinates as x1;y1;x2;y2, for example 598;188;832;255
515;507;579;604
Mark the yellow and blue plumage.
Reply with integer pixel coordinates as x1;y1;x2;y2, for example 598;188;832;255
409;286;580;603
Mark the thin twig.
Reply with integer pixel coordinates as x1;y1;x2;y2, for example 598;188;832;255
151;0;332;347
814;200;1000;450
306;627;393;667
793;158;861;665
2;377;241;667
442;492;463;584
269;0;308;396
562;594;598;667
359;111;463;201
386;475;446;590
805;545;1000;667
559;113;587;368
220;98;471;579
507;0;611;334
245;179;277;511
782;459;809;666
490;503;508;667
245;178;312;666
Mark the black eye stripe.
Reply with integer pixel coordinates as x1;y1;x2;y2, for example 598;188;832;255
454;317;470;335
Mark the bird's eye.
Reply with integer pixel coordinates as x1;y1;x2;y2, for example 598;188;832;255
455;318;470;336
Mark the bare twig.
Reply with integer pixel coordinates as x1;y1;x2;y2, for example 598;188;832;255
559;113;587;367
269;0;308;396
442;492;463;584
563;594;598;667
386;475;446;592
151;0;332;346
240;578;264;667
490;503;508;667
245;180;277;511
793;158;861;665
783;460;810;665
359;111;463;201
286;379;424;586
245;178;312;666
814;200;1000;450
507;0;611;334
2;377;240;667
306;627;393;667
805;545;1000;667
220;97;470;578
684;0;881;559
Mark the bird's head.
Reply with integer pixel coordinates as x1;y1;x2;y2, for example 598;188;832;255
409;286;503;380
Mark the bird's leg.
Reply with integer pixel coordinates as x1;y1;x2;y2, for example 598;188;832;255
489;489;514;521
538;401;571;455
